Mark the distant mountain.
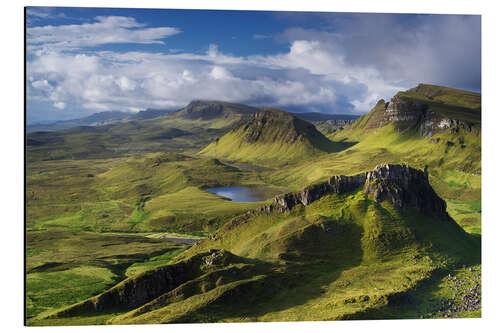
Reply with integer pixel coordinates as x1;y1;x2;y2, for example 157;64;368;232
27;108;176;133
130;108;177;120
199;108;344;165
165;100;258;129
27;101;361;134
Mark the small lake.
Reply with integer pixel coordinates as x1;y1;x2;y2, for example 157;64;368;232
205;186;277;202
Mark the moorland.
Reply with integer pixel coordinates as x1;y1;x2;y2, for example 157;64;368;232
25;83;481;325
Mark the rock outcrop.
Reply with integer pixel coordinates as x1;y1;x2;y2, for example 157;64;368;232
357;84;480;138
325;119;356;127
262;164;449;220
364;164;448;219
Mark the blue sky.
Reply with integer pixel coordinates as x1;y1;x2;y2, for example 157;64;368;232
26;7;481;124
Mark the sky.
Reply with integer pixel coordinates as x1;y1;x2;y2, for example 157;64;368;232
25;7;481;124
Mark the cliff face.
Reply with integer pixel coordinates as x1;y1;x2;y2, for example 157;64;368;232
364;96;476;137
263;164;449;220
356;84;480;138
364;164;447;219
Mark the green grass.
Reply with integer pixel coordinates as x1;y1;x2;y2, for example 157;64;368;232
27;153;285;234
125;247;189;277
199;109;352;167
49;184;478;325
447;201;481;234
27;266;117;319
26;230;189;322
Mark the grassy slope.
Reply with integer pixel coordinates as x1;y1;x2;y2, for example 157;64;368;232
199;109;351;166
37;186;478;325
26;86;481;324
26;230;186;320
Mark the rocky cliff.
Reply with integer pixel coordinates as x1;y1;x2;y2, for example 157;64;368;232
355;84;481;138
260;164;449;220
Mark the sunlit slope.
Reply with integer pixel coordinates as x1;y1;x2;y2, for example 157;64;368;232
199;108;348;166
38;165;478;325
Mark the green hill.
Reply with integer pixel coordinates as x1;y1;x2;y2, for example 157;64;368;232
199;108;347;166
35;164;478;325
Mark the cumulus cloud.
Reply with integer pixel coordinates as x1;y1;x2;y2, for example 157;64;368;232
27;43;349;115
27;15;181;53
26;13;480;121
279;14;481;92
25;39;407;116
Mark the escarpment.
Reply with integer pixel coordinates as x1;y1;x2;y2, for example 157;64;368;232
258;164;449;220
356;84;481;138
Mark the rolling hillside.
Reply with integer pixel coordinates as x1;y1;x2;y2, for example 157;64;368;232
34;165;479;325
25;84;482;325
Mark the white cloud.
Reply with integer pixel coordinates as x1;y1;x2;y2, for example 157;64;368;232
53;102;66;110
27;16;181;52
27;39;400;116
115;76;136;91
28;13;479;120
31;79;51;90
210;66;233;80
279;14;481;91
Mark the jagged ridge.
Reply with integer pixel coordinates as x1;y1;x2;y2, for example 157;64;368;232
259;164;448;220
351;84;481;137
